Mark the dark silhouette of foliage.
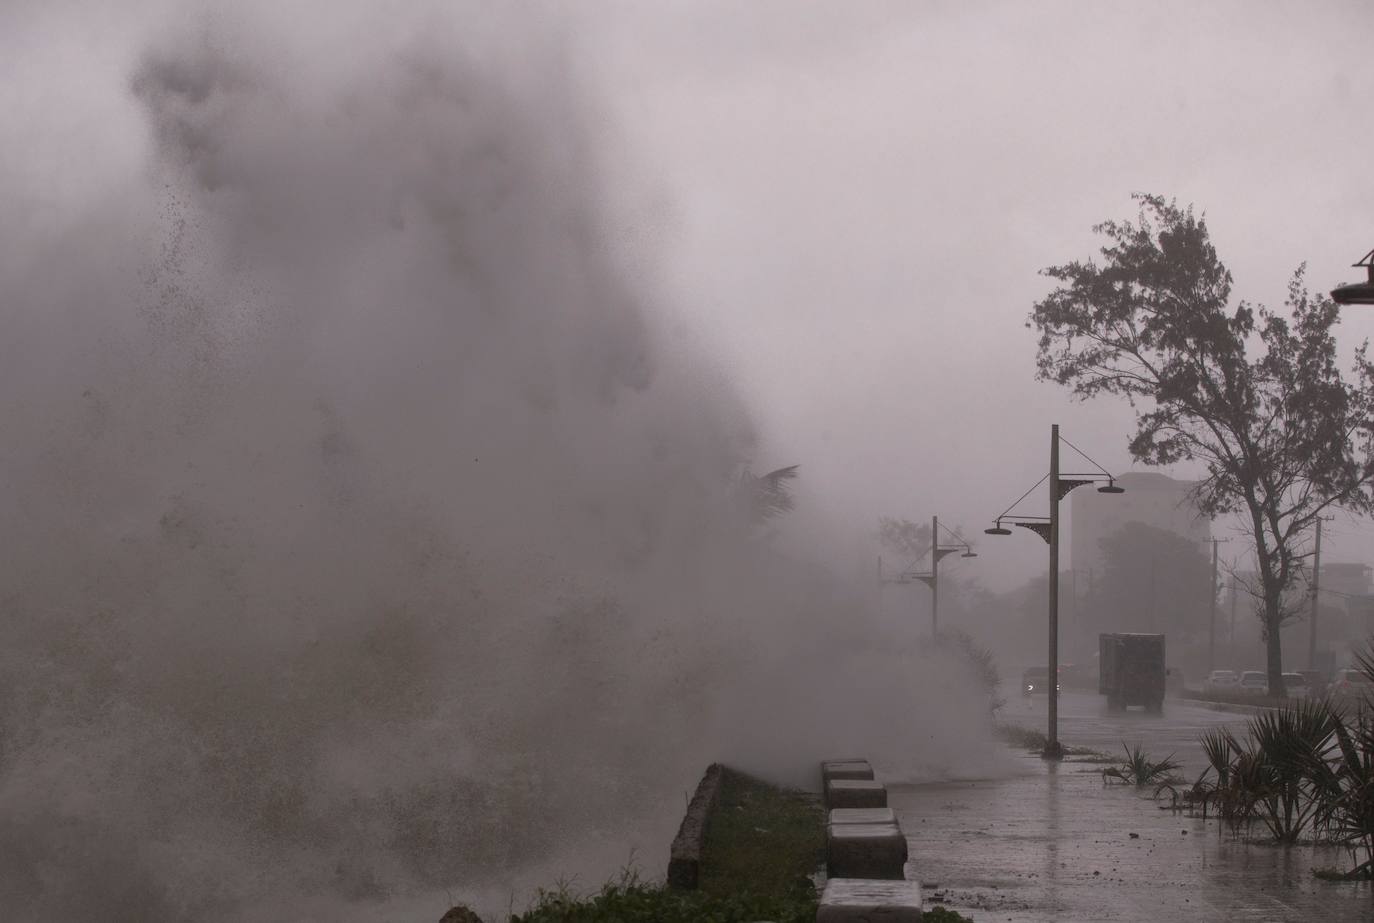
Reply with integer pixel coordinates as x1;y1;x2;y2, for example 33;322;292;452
1102;742;1181;787
876;517;932;562
1162;650;1374;878
739;465;800;525
1031;194;1374;695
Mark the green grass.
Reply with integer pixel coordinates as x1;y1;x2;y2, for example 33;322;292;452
512;768;823;923
512;767;976;922
511;871;809;923
994;723;1108;759
924;908;977;922
697;768;824;902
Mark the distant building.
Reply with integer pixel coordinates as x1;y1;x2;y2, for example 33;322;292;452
1069;471;1210;587
1315;563;1374;660
1320;562;1372;601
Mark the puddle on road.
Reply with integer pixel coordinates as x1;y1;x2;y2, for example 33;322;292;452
891;754;1374;923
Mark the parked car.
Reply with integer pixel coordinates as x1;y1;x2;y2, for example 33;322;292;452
1281;672;1311;699
1298;670;1329;698
1239;671;1269;695
1022;667;1059;695
1204;669;1239;692
1330;668;1373;703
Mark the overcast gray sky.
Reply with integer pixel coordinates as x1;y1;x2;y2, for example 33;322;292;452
582;0;1374;587
5;0;1374;589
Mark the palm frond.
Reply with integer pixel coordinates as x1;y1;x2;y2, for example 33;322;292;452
740;464;800;523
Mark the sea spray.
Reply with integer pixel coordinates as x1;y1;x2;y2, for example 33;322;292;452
0;6;1009;921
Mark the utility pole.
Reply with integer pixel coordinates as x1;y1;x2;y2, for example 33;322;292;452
1148;557;1157;633
1309;518;1323;670
1236;579;1247;667
1047;424;1061;759
931;514;940;636
1208;538;1219;673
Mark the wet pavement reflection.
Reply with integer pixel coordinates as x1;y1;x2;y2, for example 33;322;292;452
889;693;1374;921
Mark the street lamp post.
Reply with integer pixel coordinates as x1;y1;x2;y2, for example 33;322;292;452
985;424;1124;760
880;515;977;636
1046;426;1063;756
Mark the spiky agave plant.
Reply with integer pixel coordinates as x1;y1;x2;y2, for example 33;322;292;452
1102;742;1181;787
1191;728;1277;837
1245;699;1338;842
1310;644;1374;878
1168;728;1234;822
1155;766;1214;813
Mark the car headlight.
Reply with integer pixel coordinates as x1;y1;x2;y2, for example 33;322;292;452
1026;684;1034;691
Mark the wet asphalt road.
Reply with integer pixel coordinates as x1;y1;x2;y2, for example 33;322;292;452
999;689;1250;772
889;692;1374;922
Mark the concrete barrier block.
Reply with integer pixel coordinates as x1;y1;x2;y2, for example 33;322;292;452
826;822;907;880
825;779;887;809
821;759;875;784
828;807;897;826
817;878;923;921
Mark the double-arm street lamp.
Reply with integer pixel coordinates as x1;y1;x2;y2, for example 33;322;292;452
880;515;977;636
984;424;1124;759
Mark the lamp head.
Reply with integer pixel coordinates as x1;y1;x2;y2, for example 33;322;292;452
984;520;1012;536
1097;478;1125;494
961;549;978;558
1332;250;1374;305
1332;281;1374;305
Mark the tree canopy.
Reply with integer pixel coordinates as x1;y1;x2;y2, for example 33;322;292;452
1031;194;1374;692
876;517;932;563
1093;522;1212;646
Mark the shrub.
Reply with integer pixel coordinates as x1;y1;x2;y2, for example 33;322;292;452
1102;742;1180;787
1175;642;1374;878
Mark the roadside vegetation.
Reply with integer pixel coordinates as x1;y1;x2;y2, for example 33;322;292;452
1101;743;1181;787
1137;648;1374;881
513;769;823;923
510;767;975;921
512;869;808;923
993;724;1109;760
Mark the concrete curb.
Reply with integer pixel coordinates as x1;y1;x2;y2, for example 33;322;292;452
819;758;924;919
666;763;724;890
1177;696;1276;716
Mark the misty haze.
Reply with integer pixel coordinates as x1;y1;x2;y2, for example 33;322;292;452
4;3;1374;922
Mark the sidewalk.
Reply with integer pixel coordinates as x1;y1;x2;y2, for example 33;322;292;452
891;753;1374;922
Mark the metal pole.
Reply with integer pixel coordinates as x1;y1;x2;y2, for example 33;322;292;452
1208;538;1218;673
931;514;940;636
1309;518;1323;670
1236;579;1247;667
1047;424;1061;759
1148;558;1157;633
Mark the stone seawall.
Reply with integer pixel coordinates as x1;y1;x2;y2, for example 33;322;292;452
666;762;724;890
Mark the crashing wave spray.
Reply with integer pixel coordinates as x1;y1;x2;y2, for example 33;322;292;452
0;5;1006;921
